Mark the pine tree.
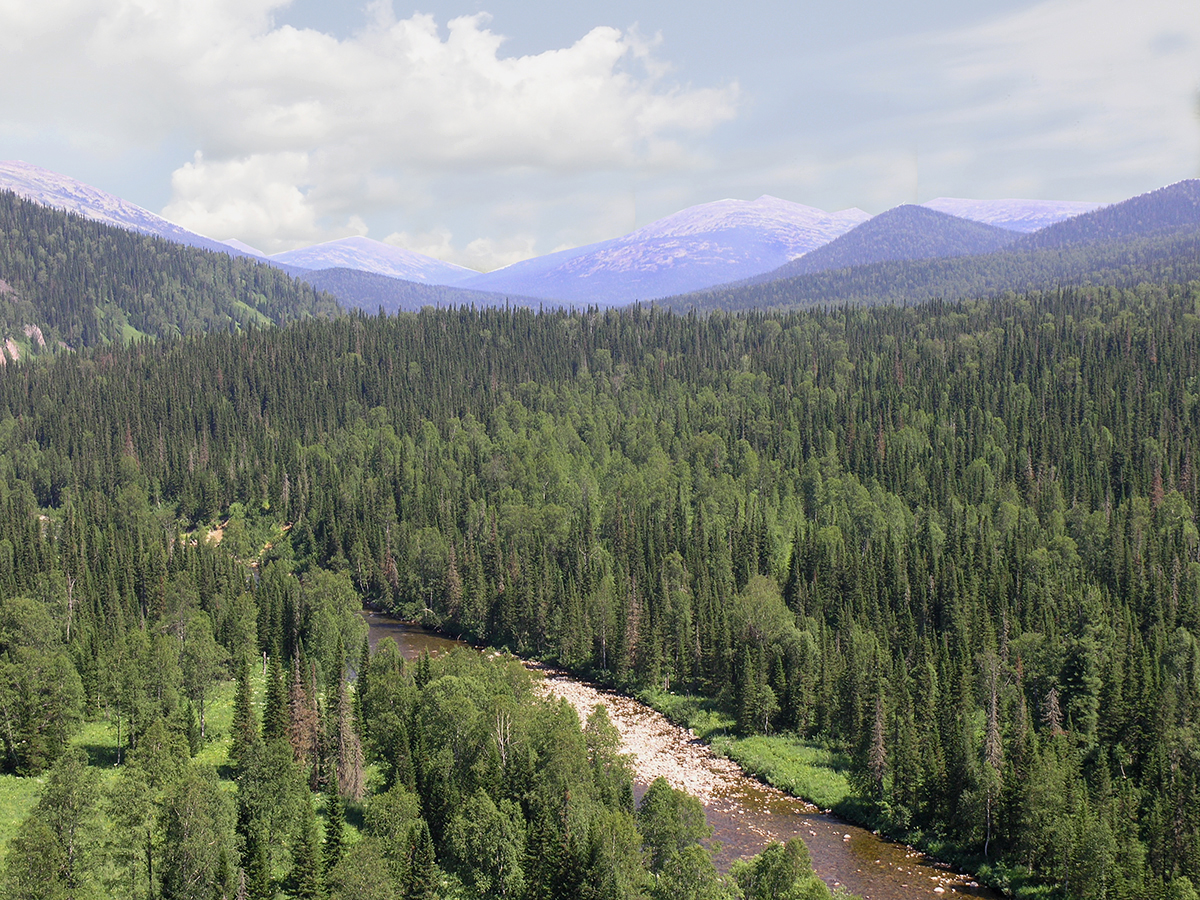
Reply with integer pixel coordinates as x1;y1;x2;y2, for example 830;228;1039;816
324;787;346;878
263;654;289;743
231;660;261;767
285;806;324;900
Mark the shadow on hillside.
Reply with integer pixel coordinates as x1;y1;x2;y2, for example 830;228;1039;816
78;741;120;769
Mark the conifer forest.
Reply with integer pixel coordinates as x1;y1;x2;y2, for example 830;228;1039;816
2;274;1200;899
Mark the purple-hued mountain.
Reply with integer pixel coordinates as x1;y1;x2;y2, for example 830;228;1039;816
921;198;1103;233
0;160;254;257
458;196;871;305
754;205;1020;283
270;235;480;285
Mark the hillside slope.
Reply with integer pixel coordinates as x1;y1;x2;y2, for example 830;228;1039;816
756;205;1019;282
0;191;339;349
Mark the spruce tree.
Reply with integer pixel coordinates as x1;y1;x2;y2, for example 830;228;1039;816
231;660;261;767
263;654;289;743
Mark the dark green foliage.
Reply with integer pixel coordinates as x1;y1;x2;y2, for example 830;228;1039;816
264;654;289;743
2;285;1200;896
284;804;325;900
324;788;346;877
231;659;261;767
0;189;339;348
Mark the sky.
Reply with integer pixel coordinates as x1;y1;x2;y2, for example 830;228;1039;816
0;0;1197;269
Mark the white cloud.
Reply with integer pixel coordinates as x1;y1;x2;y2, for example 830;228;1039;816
384;228;537;273
0;0;737;257
864;0;1200;199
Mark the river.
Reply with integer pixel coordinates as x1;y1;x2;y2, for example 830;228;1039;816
362;611;997;900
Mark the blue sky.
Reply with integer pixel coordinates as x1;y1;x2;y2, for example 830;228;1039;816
1;0;1197;268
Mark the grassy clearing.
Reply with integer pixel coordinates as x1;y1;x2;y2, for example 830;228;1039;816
636;688;736;741
717;735;853;812
0;774;44;856
637;688;854;812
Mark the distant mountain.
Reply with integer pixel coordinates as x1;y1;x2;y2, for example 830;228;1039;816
298;268;546;314
458;196;871;305
662;181;1200;313
921;198;1102;232
0;160;255;258
270;235;480;285
756;205;1019;282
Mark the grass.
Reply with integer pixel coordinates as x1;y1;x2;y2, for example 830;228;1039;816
0;774;44;855
718;735;854;812
636;687;854;812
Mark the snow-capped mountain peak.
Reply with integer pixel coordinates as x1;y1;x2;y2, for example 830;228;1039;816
268;235;480;285
458;195;873;304
921;197;1103;233
0;160;247;256
627;195;871;251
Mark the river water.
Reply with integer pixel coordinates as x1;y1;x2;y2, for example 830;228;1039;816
362;612;997;900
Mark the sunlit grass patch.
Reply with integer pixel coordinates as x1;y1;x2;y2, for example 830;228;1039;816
637;687;736;740
0;774;44;857
719;735;853;812
636;687;853;813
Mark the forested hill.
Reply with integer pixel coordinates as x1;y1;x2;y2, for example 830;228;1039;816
750;204;1019;281
662;179;1200;312
297;266;547;314
1019;178;1200;249
0;190;340;351
1;286;1200;896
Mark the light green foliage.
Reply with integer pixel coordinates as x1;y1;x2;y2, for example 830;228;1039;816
652;844;735;900
327;839;397;900
585;704;634;810
637;777;711;874
719;737;853;813
446;789;527;899
103;763;154;900
301;569;368;682
2;816;68;900
159;765;236;900
731;839;831;900
236;738;310;871
179;610;226;740
1;747;99;899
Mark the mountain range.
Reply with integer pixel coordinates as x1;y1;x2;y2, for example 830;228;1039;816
663;179;1200;312
452;196;871;305
0;160;1116;311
